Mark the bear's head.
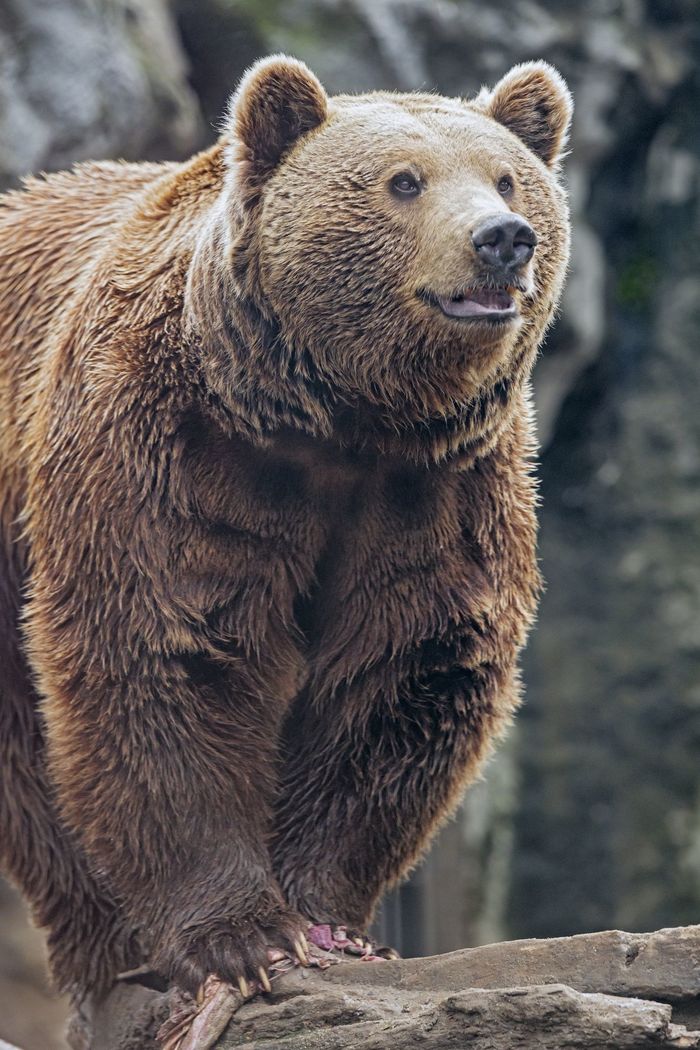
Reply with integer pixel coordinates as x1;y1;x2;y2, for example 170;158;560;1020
186;56;572;464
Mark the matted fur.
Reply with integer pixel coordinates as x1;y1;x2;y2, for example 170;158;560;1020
0;57;571;996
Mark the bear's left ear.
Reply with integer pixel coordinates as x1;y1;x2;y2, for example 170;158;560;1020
227;55;328;202
478;62;573;168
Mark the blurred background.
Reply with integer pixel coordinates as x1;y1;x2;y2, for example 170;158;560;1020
0;0;698;1046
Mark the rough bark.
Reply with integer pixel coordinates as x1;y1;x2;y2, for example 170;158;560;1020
73;925;700;1049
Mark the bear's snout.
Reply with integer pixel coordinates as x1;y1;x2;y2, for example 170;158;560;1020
472;214;537;276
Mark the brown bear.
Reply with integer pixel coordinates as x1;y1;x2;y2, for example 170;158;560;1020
0;54;571;1009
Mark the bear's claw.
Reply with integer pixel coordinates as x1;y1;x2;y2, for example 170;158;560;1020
293;933;311;966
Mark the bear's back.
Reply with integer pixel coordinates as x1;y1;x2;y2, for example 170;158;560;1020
0;161;170;385
0;161;172;504
0;159;180;569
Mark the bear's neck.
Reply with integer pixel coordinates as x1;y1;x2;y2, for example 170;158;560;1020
327;369;534;468
188;336;533;470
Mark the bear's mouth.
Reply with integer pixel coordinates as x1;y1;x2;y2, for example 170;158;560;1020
420;287;518;322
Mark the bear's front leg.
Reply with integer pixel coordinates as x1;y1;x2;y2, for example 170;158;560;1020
27;616;309;998
271;451;539;950
271;657;508;949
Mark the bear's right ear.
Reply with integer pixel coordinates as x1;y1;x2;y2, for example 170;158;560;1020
226;55;328;204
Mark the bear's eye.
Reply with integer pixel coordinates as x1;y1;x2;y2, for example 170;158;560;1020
391;172;421;198
497;175;514;196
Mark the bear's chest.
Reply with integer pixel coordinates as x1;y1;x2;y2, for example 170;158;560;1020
178;423;496;685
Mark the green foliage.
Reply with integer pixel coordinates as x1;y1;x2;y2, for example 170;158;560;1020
616;252;658;309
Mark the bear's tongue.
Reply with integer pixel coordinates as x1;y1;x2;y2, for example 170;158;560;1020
438;288;515;318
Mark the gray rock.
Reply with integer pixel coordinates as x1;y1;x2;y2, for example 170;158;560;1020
82;925;700;1049
0;0;202;188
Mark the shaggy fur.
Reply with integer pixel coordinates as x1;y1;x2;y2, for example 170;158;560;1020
0;56;571;998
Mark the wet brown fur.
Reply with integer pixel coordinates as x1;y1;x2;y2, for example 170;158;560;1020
0;57;571;997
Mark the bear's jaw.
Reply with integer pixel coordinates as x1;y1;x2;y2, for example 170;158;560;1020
420;286;519;324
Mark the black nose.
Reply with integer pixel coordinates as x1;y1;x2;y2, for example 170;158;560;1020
472;214;537;272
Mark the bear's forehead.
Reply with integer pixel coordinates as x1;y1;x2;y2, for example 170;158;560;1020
322;94;521;163
333;91;468;117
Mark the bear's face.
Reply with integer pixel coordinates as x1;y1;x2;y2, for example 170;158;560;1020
189;58;572;462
